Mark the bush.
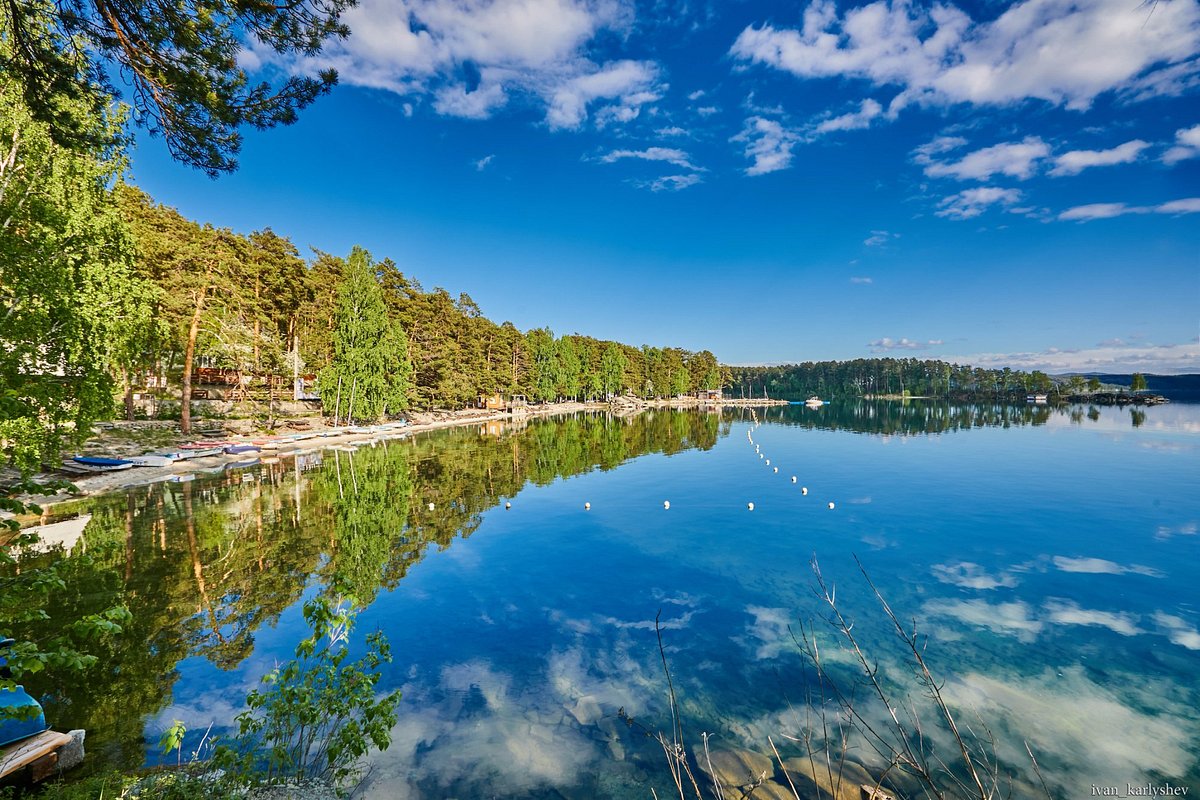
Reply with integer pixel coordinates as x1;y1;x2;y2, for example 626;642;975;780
215;597;402;790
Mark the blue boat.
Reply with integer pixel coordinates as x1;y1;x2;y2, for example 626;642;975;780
0;640;47;748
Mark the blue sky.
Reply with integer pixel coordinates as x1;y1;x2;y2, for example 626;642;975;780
127;0;1200;372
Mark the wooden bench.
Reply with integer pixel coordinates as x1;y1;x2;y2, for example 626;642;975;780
0;730;73;782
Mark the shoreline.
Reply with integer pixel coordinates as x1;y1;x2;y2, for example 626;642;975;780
13;397;788;513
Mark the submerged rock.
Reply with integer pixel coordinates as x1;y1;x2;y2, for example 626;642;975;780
781;755;883;800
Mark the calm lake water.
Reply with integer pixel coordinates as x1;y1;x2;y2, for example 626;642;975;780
19;402;1200;797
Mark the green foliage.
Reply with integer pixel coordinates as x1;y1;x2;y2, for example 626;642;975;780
1;0;352;176
318;247;413;422
726;358;1055;401
216;597;402;788
0;485;132;702
160;719;188;767
1131;373;1148;392
0;47;155;473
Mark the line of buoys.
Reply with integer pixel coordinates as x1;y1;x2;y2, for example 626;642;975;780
765;459;770;465
791;476;797;483
773;467;778;473
802;487;808;495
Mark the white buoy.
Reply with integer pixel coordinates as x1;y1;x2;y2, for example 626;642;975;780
791;476;797;483
428;502;435;511
759;453;764;459
747;502;755;511
584;502;591;511
828;501;836;510
773;467;779;473
801;487;809;495
505;502;511;509
765;459;770;465
663;500;670;510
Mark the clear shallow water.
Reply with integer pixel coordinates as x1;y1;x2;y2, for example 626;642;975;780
19;403;1200;797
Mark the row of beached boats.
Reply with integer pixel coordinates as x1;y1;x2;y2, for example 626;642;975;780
63;421;413;474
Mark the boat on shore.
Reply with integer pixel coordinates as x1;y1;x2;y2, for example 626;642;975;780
70;456;133;472
173;447;223;460
127;453;181;467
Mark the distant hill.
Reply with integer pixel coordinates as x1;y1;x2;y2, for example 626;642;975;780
1075;374;1200;402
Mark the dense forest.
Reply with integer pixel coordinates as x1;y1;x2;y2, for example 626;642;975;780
725;359;1100;401
116;188;726;428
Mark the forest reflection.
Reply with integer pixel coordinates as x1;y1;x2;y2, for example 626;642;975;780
739;398;1133;434
11;410;724;772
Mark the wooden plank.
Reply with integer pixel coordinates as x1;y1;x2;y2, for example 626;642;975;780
0;730;72;780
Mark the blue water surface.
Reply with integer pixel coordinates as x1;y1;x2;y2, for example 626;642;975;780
31;403;1200;798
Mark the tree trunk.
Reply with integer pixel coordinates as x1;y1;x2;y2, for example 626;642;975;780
122;367;135;421
253;276;261;370
181;289;208;435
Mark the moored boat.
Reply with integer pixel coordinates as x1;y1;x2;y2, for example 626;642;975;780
70;456;133;471
173;447;223;460
127;453;181;467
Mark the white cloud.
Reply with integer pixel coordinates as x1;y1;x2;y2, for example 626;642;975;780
922;137;1050;181
655;126;689;137
913;135;968;163
863;229;898;246
696;105;720;116
936;186;1022;220
1053;556;1162;577
849;276;873;284
1158;197;1200;214
868;337;944;351
932;561;1019;590
1049;139;1150;176
1059;197;1200;220
730;0;1200;115
1045;600;1144;636
254;0;660;130
687;89;706;101
1163;123;1200;163
639;174;703;191
1059;202;1145;220
546;59;661;130
434;83;508;119
474;154;495;171
732;116;800;175
599;146;699;170
945;338;1200;374
813;98;883;134
1153;612;1200;650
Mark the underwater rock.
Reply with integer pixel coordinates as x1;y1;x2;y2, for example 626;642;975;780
781;755;881;800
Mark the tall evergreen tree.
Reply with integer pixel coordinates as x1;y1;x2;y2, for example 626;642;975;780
319;247;412;423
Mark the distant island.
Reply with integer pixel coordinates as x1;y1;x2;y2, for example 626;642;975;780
724;362;1190;404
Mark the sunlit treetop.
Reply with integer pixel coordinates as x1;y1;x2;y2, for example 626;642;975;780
0;0;353;175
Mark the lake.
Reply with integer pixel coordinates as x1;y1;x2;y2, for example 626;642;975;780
19;401;1200;797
